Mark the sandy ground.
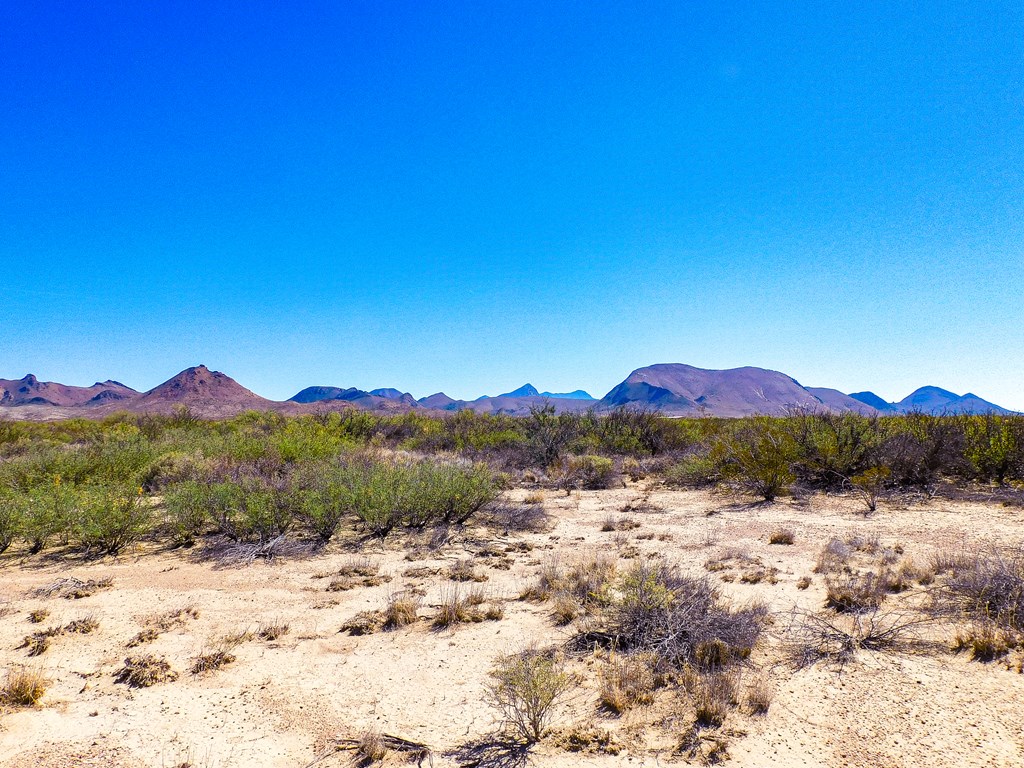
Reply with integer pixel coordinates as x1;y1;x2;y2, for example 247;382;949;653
2;485;1024;767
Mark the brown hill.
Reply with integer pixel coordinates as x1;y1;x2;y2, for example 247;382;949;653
128;365;276;417
0;374;137;407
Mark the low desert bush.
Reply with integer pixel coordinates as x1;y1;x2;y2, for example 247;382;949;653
486;501;551;533
602;562;766;670
718;419;797;501
557;455;617;491
28;609;49;624
115;655;178;687
935;548;1024;632
661;451;719;488
0;667;48;706
448;559;487;583
485;647;576;743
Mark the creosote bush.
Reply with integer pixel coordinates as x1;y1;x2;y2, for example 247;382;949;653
485;647;576;744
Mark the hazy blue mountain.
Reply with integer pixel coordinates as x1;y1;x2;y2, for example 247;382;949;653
497;384;540;398
541;389;595;400
895;386;1012;415
849;391;898;412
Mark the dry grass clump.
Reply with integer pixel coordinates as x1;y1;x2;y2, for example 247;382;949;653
768;527;795;545
448;558;488;582
114;655;178;687
0;667;48;707
19;613;100;656
954;621;1017;661
354;730;387;765
522;555;617;625
34;577;114;600
824;570;887;612
341;610;387;636
64;614;99;634
552;724;622;754
814;538;853;573
28;609;49;624
328;560;393;591
602;515;641;532
257;621;290;641
743;674;773;715
432;585;502;628
127;628;161;647
598;652;657;714
383;592;421;630
19;627;62;657
191;633;248;675
683;668;738;728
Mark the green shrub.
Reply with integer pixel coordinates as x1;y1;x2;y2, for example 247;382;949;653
718;419;797;501
662;451;719;487
163;481;211;546
76;484;152;555
558;455;616;491
485;647;575;743
0;489;25;553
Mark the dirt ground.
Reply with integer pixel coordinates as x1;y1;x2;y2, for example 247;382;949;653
2;485;1023;767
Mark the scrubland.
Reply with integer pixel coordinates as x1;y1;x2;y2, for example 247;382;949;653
1;408;1023;767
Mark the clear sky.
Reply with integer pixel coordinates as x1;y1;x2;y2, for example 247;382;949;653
2;2;1023;408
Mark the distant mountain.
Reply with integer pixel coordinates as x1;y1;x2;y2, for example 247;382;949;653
418;392;459;409
0;363;1016;420
129;365;274;417
895;386;1012;415
0;374;137;407
369;388;419;407
849;391;898;413
289;385;417;411
601;364;825;416
290;386;353;404
541;390;595;400
805;387;880;415
498;384;540;398
847;387;1012;415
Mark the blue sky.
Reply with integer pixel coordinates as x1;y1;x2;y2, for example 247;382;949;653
2;2;1023;407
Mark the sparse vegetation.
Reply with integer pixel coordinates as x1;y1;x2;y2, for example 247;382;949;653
115;655;178;687
768;527;795;545
598;652;657;713
0;667;48;707
484;647;575;744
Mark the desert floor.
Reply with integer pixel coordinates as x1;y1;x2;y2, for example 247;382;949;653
2;485;1023;768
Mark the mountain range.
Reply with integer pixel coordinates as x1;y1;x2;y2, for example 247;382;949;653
0;364;1015;421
